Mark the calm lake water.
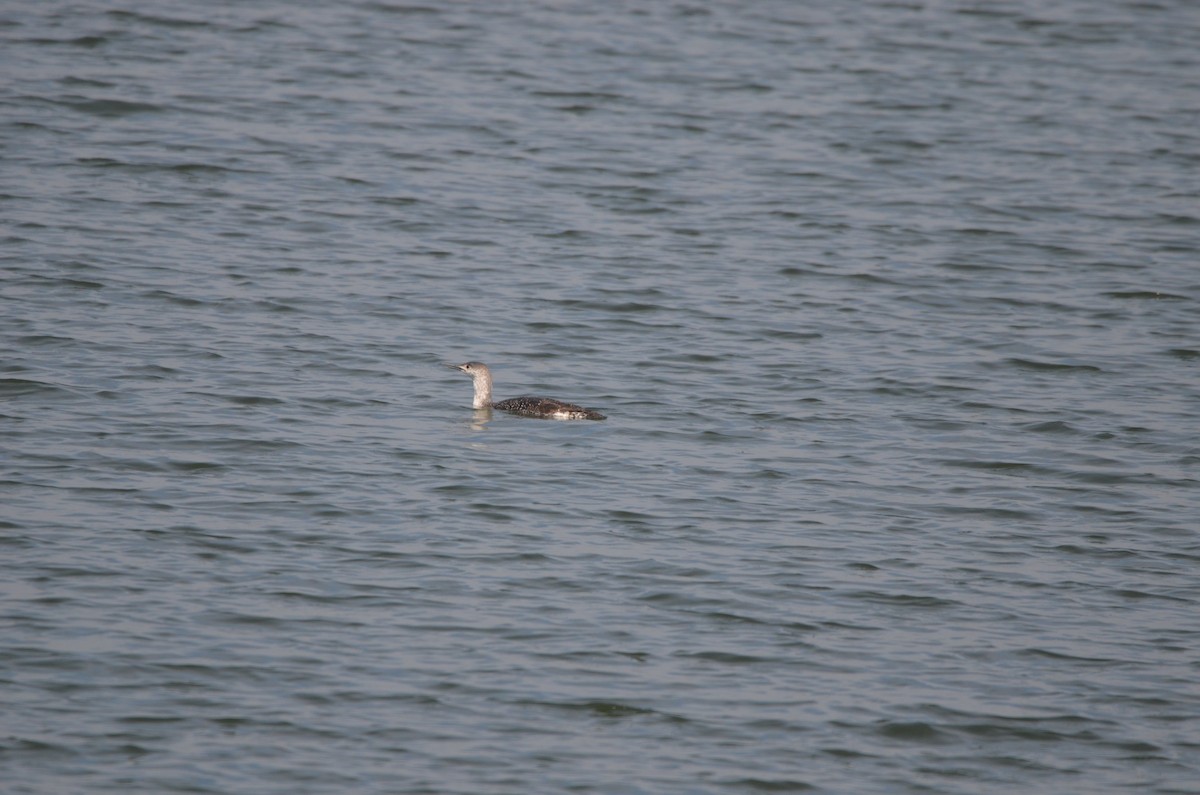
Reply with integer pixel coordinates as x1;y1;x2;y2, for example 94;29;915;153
3;1;1199;793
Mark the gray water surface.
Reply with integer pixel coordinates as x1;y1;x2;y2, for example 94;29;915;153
3;1;1199;793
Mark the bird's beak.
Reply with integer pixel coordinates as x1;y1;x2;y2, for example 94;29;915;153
446;363;464;370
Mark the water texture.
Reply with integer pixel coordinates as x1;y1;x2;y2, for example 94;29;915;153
2;1;1199;793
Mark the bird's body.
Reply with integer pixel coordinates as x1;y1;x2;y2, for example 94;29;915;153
449;362;606;421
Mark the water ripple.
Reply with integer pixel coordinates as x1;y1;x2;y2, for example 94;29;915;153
2;0;1198;793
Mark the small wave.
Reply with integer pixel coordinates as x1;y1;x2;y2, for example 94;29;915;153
1002;357;1104;373
1104;290;1189;300
0;378;67;398
61;98;164;117
1020;420;1079;434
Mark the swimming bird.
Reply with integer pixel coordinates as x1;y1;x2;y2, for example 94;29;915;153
448;361;606;420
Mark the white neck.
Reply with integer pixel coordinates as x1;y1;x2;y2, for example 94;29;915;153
471;370;493;409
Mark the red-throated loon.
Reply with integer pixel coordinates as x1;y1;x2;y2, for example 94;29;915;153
448;362;607;420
